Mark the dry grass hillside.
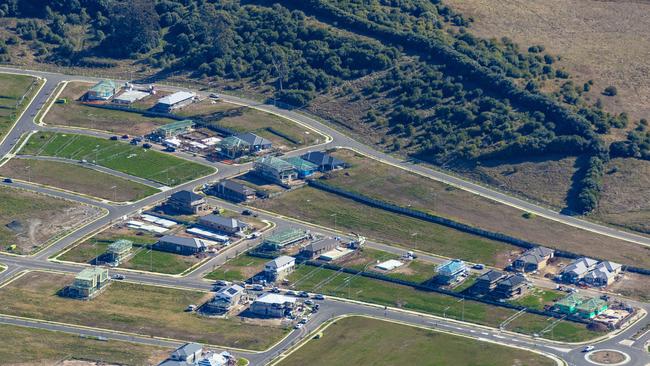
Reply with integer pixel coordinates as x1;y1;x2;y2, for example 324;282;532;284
445;0;650;129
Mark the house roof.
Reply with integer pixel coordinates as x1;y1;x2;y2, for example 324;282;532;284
171;343;203;360
576;298;608;312
219;136;250;150
158;360;192;366
108;239;132;253
215;284;244;300
301;151;345;167
304;238;339;253
199;214;244;229
266;255;295;269
218;180;255;195
158;91;195;106
562;257;598;276
157;119;194;132
497;274;527;288
254;293;296;305
555;293;587;307
90;79;116;93
158;235;206;249
75;267;107;281
264;228;309;247
255;156;295;172
236;132;272;147
584;261;621;282
284;156;318;171
517;246;555;264
437;259;466;276
114;90;149;103
598;261;622;273
170;190;203;203
477;269;506;283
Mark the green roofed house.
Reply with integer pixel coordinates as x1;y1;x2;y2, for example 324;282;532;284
253;156;298;186
67;267;110;299
554;293;587;315
154;120;195;138
86;80;118;101
284;157;318;178
218;136;251;159
107;239;133;265
576;298;608;319
263;228;310;250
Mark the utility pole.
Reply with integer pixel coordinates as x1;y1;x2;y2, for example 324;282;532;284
111;185;117;202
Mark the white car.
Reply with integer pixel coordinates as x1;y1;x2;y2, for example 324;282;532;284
294;323;303;329
583;346;595;352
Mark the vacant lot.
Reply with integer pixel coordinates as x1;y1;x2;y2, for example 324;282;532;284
0;186;102;254
0;158;158;202
253;187;518;266
45;81;176;135
287;266;597;342
445;0;650;125
205;254;268;282
337;248;437;284
323;149;650;268
0;323;169;365
0;271;287;350
21;132;215;185
0;72;39;139
509;288;565;311
59;230;200;275
595;158;650;233
178;100;324;149
280;316;556;366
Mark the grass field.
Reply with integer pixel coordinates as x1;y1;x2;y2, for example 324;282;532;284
509;288;565;311
336;248;437;284
20;132;215;185
0;323;169;365
0;186;102;254
323;149;650;268
45;81;177;135
59;231;200;275
0;158;159;201
287;265;598;342
0;73;40;140
279;316;556;366
177;100;325;149
204;254;268;282
253;187;519;266
0;271;287;350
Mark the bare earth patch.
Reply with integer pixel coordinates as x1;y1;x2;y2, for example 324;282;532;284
588;350;627;364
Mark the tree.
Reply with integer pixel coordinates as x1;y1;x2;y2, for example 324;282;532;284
603;86;618;96
100;0;160;58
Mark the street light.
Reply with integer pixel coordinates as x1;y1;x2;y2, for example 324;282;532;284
330;213;337;232
110;185;117;202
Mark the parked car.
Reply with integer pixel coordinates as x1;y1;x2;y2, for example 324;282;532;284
242;209;253;216
286;290;296;296
214;280;230;287
112;274;125;280
185;304;197;312
2;178;12;183
142;143;152;149
130;139;139;145
294;323;303;329
270;287;280;293
121;134;129;139
304;299;314;306
472;263;485;270
110;136;118;141
252;284;264;291
209;93;220;99
299;317;308;324
164;146;176;152
313;294;325;300
298;291;309;298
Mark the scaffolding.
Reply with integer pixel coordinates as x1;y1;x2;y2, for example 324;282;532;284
263;228;309;249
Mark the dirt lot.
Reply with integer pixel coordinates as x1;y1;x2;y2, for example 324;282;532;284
608;272;650;302
445;0;650;126
0;186;103;254
323;149;650;268
45;81;176;135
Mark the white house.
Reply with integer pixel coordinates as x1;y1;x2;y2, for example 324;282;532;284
264;255;296;281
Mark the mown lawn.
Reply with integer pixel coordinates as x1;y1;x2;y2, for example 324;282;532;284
0;271;287;350
287;265;599;342
59;232;200;275
0;73;40;140
279;316;556;366
0;158;159;201
337;248;436;284
253;187;517;265
0;323;169;365
509;288;565;311
204;254;268;282
21;132;215;185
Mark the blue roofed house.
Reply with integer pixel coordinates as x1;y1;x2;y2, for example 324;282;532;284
283;156;318;178
86;80;118;101
436;259;467;284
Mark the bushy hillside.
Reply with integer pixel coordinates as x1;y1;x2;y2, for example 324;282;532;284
0;0;644;215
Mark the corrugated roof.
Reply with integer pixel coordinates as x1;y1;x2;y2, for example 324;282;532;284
108;239;132;253
555;293;587;307
256;156;295;171
264;228;309;246
219;136;249;149
437;259;466;276
170;190;203;203
284;156;318;171
90;79;116;93
301;151;345;167
158;235;205;249
158;91;195;106
75;267;107;281
236;132;272;147
576;298;607;311
254;293;296;305
267;255;295;269
199;214;243;229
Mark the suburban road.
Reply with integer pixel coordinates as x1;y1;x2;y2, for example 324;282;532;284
0;67;647;366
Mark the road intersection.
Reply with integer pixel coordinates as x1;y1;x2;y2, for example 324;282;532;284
0;67;647;366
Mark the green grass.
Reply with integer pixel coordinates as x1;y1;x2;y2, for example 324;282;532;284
204;254;268;282
338;248;436;284
0;73;40;140
0;323;169;365
0;158;159;201
0;271;287;350
58;232;199;275
287;265;599;342
279;316;556;366
253;187;517;265
509;288;565;311
451;274;478;293
21;132;215;185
